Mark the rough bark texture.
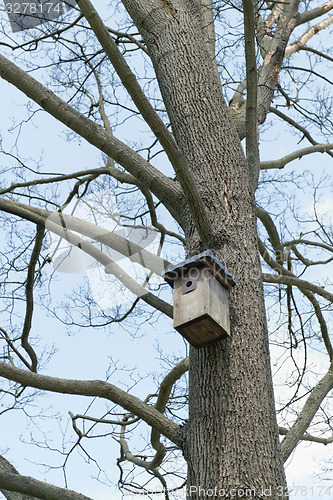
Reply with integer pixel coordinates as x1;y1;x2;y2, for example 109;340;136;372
122;0;287;497
231;0;300;140
0;457;36;500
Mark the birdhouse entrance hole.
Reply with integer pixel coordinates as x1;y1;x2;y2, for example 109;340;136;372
182;275;198;294
163;251;236;348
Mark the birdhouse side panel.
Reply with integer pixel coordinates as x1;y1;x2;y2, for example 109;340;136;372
207;278;231;336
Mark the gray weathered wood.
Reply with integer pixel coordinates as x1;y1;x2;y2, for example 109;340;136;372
173;268;230;348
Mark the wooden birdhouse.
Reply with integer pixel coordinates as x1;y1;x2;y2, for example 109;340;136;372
163;251;236;348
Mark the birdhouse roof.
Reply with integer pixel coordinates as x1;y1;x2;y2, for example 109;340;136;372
162;251;236;290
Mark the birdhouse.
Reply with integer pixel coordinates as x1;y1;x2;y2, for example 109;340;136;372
163;251;236;348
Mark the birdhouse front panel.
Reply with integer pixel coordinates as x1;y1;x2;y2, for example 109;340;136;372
173;267;231;348
162;251;236;348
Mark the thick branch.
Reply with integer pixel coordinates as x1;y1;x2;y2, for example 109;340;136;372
256;206;283;261
256;0;299;120
76;0;213;245
0;197;171;278
0;471;92;500
0;362;182;446
21;225;44;372
118;426;169;495
0;198;173;318
285;14;333;58
260;143;333;170
263;273;333;302
0;474;89;500
266;2;284;30
154;358;189;414
243;0;260;192
278;426;333;445
199;0;216;61
282;238;333;253
119;426;151;470
0;456;36;500
0;54;183;223
233;0;300;138
281;364;333;462
296;0;333;26
76;0;187;178
150;357;189;469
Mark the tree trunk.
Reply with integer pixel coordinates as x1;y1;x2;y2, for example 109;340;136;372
123;1;287;497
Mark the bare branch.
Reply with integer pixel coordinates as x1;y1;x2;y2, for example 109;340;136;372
0;14;84;52
285;15;333;58
69;410;141;426
256;206;283;261
269;107;333;159
299;45;333;63
260;143;333;170
243;0;260;191
150;357;189;469
291;245;333;266
0;198;173;318
0;197;171;277
0;470;93;500
86;66;185;244
282;64;333;86
76;0;214;245
302;286;333;361
141;187;186;244
199;0;216;61
281;363;333;462
0;455;36;500
76;0;185;175
21;225;44;373
0;53;183;222
282;239;333;253
263;273;333;303
259;239;333;360
0;167;126;196
296;0;333;26
0;327;32;370
0;362;182;446
278;426;333;445
106;27;148;54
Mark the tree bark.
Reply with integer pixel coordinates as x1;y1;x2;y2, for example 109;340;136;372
0;457;36;500
122;0;287;497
